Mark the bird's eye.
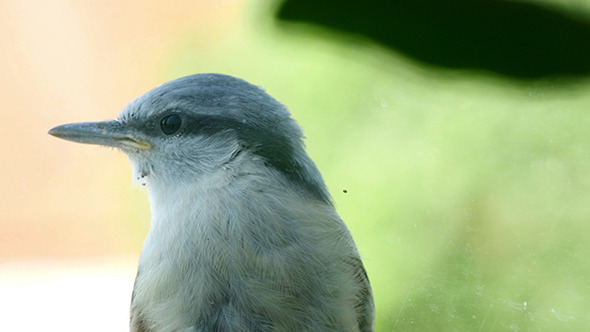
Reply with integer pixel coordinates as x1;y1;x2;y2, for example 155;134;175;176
160;114;182;135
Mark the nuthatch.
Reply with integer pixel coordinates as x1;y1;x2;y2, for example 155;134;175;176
49;74;374;331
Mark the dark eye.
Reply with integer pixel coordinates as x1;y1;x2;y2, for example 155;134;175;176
160;114;182;135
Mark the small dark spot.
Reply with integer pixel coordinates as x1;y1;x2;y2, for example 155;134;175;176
343;189;348;193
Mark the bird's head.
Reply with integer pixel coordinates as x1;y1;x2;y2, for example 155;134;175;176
49;74;331;204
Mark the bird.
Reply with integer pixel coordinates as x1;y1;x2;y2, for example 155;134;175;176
48;73;374;332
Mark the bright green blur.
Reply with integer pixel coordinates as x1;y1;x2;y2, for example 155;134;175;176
161;2;590;330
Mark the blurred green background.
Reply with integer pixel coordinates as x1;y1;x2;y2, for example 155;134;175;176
3;0;590;330
189;2;590;330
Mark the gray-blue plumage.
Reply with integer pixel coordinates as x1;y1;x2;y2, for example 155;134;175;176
49;74;374;332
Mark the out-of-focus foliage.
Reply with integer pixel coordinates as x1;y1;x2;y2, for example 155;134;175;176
163;1;590;330
277;0;590;78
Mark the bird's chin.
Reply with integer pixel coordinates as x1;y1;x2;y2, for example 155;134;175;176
128;158;151;187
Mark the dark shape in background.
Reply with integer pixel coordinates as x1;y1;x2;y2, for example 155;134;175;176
277;0;590;78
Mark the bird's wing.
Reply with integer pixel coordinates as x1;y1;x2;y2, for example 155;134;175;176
350;256;374;332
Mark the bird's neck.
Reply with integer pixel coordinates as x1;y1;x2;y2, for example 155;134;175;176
140;163;292;253
145;169;233;230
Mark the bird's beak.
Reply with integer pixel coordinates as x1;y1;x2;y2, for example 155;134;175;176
48;120;152;150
